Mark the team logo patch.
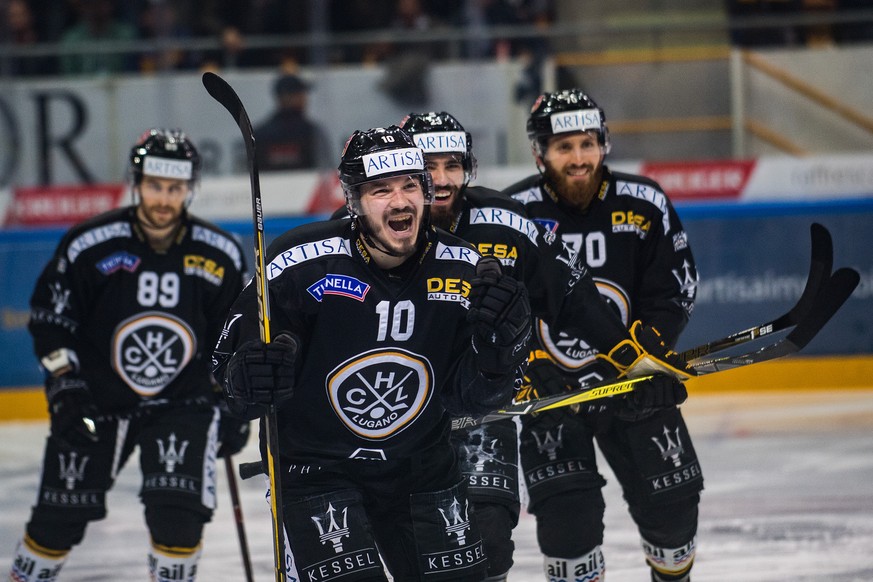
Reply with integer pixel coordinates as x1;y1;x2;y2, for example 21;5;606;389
611;210;651;238
96;251;141;275
434;242;479;267
539;278;629;370
469;207;540;244
307;274;370;302
533;217;559;237
112;312;196;396
183;254;225;285
426;277;470;305
327;348;433;439
67;221;131;263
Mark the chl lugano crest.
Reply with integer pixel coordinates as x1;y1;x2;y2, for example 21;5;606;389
112;312;196;396
327;348;434;439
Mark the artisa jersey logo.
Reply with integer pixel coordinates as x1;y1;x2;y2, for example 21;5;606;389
112;312;196;396
327;348;433;439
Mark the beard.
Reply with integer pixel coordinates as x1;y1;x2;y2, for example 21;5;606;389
430;185;464;230
138;201;182;230
543;163;602;211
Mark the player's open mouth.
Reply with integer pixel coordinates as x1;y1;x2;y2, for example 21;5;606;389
434;191;452;202
388;215;414;232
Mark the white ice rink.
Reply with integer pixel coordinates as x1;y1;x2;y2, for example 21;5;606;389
2;389;873;581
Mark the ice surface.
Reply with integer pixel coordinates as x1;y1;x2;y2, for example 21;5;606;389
2;390;872;581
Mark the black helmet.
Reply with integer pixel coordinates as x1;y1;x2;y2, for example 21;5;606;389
338;125;433;218
399;112;477;184
129;128;201;186
526;89;610;156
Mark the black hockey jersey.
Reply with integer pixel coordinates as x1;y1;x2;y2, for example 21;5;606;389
213;219;516;463
449;186;632;352
29;206;247;413
503;167;698;380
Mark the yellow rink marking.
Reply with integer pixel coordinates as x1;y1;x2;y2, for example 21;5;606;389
1;356;871;422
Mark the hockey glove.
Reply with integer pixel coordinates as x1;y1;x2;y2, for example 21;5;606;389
467;257;532;376
598;321;696;380
614;373;688;422
224;333;299;420
46;375;99;450
521;350;571;398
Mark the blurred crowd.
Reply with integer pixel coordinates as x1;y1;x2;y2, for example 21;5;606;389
4;0;871;80
1;0;555;77
726;0;873;47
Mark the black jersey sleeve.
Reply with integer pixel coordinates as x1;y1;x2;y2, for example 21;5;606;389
554;264;636;353
28;228;92;368
200;228;249;357
633;197;697;346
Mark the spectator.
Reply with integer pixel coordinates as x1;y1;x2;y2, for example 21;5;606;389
136;0;201;72
328;0;393;63
253;72;331;171
205;0;310;68
59;0;138;75
378;0;449;106
2;0;56;76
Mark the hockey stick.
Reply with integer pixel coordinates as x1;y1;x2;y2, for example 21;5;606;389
681;222;833;364
202;71;287;582
689;267;858;373
225;456;255;582
452;265;860;429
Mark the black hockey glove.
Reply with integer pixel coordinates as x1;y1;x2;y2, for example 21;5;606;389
224;333;299;420
614;373;688;422
521;350;572;398
467;257;532;376
598;321;696;381
46;374;99;450
217;401;251;458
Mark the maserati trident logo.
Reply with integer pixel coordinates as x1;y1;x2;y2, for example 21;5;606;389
58;451;89;490
652;425;684;467
157;433;188;473
438;497;471;546
532;424;564;461
672;259;699;300
49;282;71;314
312;502;350;553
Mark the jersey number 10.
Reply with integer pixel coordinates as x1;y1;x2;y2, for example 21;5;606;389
375;300;414;341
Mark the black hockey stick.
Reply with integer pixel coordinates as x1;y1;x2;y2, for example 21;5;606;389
452;265;859;429
202;71;287;582
681;222;833;364
689;267;858;373
225;456;255;582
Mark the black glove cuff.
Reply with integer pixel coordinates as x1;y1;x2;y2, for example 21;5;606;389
472;327;531;376
46;375;89;404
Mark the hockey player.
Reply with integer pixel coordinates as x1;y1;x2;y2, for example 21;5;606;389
9;129;249;582
212;126;532;582
399;111;695;581
503;89;702;582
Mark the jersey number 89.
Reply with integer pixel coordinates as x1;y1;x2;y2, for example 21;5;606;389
137;272;180;307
